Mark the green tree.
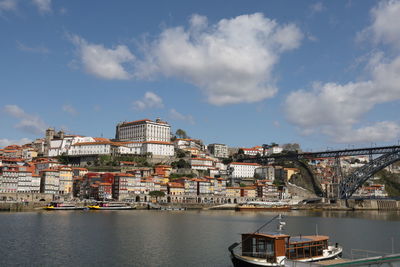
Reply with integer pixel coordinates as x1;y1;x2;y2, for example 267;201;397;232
171;159;190;169
57;153;69;165
222;157;233;165
176;149;187;158
175;129;188;139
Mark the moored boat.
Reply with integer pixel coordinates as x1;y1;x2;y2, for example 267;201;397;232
88;202;135;210
44;202;85;210
236;201;291;211
229;215;342;266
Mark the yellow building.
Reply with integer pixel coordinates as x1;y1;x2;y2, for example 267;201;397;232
59;167;73;195
167;182;185;195
226;187;241;197
284;168;300;181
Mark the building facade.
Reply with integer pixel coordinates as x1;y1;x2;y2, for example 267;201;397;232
208;143;228;158
115;118;171;142
229;162;261;179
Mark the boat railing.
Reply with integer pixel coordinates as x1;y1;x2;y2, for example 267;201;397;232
349;248;393;260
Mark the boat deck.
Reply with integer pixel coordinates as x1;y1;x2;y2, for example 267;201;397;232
316;258;350;265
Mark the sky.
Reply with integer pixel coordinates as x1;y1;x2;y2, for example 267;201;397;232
1;0;400;151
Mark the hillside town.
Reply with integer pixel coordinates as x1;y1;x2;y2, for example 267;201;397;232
0;118;394;205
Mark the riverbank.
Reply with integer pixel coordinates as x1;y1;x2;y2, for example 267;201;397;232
2;199;400;212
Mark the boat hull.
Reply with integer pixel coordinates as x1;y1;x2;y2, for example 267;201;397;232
236;206;291;211
230;254;279;267
88;206;134;210
44;206;85;210
230;248;343;267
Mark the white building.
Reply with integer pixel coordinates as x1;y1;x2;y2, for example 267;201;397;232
68;142;113;156
31;175;41;193
142;141;174;157
190;158;214;171
17;171;32;193
40;169;60;194
174;139;202;150
241;148;260;156
116;118;171;142
229;162;261;178
265;146;283;155
208;143;228;158
48;136;97;157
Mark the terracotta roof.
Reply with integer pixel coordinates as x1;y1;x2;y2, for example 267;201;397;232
120;119;151;125
94;137;110;142
168;182;184;188
72;141;113;146
230;162;261;166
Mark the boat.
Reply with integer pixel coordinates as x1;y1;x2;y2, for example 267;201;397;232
236;201;291;211
160;206;186;211
229;215;343;266
88;202;135;210
44;202;85;210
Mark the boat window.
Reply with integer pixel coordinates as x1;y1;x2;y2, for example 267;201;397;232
287;241;325;259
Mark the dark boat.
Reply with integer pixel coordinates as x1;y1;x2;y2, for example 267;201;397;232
228;215;342;266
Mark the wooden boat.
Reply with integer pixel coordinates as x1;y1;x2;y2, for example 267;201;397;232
44;202;85;210
229;215;342;266
88;202;135;210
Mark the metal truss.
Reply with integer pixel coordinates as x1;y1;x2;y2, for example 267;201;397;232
339;150;400;199
242;145;400;162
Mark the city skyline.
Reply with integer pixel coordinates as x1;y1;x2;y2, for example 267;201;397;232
1;0;400;151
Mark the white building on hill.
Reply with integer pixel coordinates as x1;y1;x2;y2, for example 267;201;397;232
229;162;261;178
115;118;171;142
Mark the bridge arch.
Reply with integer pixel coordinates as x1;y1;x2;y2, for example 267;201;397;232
339;151;400;199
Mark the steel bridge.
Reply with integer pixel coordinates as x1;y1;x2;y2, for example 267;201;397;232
241;145;400;199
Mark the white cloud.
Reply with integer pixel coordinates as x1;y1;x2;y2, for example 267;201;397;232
0;138;31;148
333;122;400;143
133;92;164;110
368;0;400;46
62;104;78;115
3;105;47;135
136;13;303;105
32;0;51;14
169;109;195;124
17;41;50;54
69;34;135;80
310;2;326;14
285;0;400;143
0;0;17;12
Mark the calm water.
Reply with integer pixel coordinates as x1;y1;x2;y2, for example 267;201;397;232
0;210;399;266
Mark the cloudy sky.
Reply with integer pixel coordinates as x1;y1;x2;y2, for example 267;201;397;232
1;0;400;150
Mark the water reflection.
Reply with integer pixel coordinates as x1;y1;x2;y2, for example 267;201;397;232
0;210;398;266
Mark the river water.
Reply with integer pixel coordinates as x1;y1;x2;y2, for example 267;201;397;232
0;210;399;266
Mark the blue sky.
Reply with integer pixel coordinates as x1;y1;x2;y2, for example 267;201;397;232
1;0;400;151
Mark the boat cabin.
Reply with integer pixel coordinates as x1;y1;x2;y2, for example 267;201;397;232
240;233;329;263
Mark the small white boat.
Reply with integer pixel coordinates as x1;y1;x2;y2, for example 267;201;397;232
229;215;342;266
